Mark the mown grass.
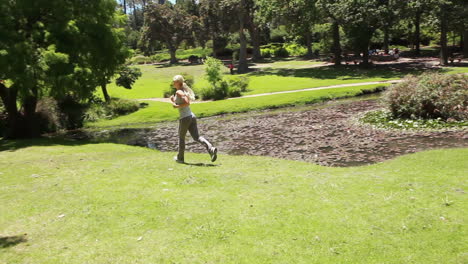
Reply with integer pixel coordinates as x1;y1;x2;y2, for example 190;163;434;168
0;141;466;263
103;58;468;100
88;84;389;128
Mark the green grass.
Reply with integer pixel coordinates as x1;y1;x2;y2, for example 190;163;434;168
104;64;210;99
0;141;466;263
88;84;388;128
104;59;468;100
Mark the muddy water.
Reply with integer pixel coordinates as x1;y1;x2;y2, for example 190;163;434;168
81;95;467;167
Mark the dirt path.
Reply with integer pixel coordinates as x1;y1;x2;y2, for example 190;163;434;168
140;98;467;167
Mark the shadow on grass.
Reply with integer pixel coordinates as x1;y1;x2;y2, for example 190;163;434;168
153;62;202;69
0;235;27;248
0;137;91;152
182;162;219;167
247;63;447;80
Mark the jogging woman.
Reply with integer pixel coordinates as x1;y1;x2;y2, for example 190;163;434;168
170;75;217;163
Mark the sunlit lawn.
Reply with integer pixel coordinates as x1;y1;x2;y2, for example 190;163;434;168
0;140;466;263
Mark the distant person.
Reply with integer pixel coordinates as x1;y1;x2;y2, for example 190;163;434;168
170;75;217;163
228;63;234;75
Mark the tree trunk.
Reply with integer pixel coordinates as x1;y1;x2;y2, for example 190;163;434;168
131;0;139;28
0;83;24;139
383;27;389;54
169;47;178;64
305;30;313;59
332;20;341;65
414;10;421;56
249;24;262;62
101;83;111;103
123;0;127;14
212;36;218;58
237;0;248;74
463;30;468;58
440;7;448;65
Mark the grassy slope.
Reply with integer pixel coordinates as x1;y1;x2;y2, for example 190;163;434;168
87;84;388;128
0;142;466;263
104;62;468;100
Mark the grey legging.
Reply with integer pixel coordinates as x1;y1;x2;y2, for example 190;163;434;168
177;115;213;161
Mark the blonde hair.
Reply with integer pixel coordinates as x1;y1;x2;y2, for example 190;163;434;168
173;75;195;101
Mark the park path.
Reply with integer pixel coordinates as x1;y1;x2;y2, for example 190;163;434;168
137;79;402;104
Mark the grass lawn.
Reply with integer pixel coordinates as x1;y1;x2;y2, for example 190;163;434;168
104;58;468;100
0;141;466;263
88;84;388;128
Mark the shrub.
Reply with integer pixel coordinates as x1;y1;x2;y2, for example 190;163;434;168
58;95;87;129
383;73;468;121
199;80;229;100
204;57;224;85
107;98;140;116
200;57;250;100
261;48;272;58
360;110;467;129
115;67;142;89
284;43;307;57
84;98;140;122
36;97;63;133
225;75;250;93
130;55;153;65
232;50;239;61
274;47;289;58
163;72;195;98
199;76;250;100
188;55;199;63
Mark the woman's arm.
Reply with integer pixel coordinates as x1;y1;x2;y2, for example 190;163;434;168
172;90;190;108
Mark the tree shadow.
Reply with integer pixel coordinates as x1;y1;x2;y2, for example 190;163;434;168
246;63;445;80
182;162;219;167
0;235;27;248
0;137;92;152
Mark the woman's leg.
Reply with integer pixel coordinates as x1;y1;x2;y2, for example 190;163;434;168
177;116;191;161
188;117;214;153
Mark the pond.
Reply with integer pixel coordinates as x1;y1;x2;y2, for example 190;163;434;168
67;94;468;167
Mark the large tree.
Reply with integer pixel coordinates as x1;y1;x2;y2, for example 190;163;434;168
219;0;250;73
199;0;231;57
0;0;129;138
144;3;193;64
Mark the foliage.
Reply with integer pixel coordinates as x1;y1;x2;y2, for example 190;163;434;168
204;57;224;85
144;3;194;63
274;47;290;58
284;43;308;57
360;109;467;129
84;98;140;122
200;57;250;100
130;55;154;64
115;67;143;89
383;73;468;121
0;0;129;138
163;73;195;98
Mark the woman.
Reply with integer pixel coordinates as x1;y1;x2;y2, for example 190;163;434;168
170;75;217;163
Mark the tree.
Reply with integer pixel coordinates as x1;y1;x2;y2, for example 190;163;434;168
316;0;344;65
406;0;433;55
219;0;250;73
144;3;193;64
199;0;231;57
0;0;129;138
258;0;318;59
115;67;143;89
